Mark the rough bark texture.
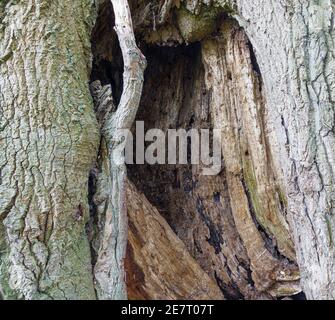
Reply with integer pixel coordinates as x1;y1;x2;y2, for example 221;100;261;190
0;1;99;299
1;0;334;300
231;0;335;300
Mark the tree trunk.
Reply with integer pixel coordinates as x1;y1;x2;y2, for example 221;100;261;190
1;0;334;300
0;1;100;299
225;0;335;299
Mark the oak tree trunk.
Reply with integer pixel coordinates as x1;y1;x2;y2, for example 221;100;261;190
0;0;99;299
1;0;334;300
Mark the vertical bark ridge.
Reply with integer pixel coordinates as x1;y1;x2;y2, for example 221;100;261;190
229;0;335;299
0;0;99;299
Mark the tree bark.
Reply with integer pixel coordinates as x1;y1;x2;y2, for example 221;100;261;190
1;0;334;300
0;0;99;299
229;0;335;300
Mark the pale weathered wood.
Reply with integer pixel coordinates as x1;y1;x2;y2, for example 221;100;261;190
229;0;335;299
93;0;146;300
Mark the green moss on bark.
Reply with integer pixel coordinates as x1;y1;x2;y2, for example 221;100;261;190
175;1;237;43
176;4;221;42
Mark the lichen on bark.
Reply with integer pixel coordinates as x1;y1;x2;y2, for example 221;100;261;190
176;3;221;42
1;0;334;301
0;0;100;299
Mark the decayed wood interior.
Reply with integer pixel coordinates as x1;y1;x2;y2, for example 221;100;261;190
90;1;304;300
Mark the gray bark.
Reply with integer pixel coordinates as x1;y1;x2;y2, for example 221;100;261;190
1;0;334;300
0;0;99;299
230;0;335;299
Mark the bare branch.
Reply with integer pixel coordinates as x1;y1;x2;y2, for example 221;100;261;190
93;0;146;300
